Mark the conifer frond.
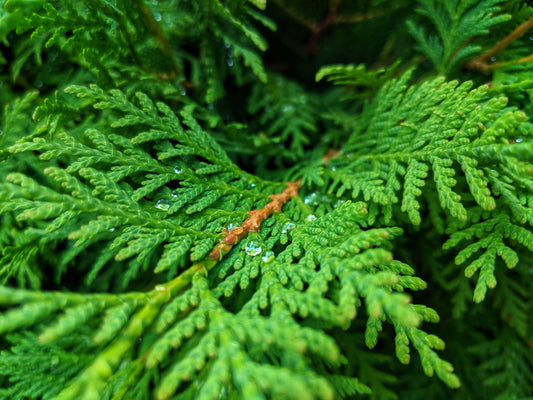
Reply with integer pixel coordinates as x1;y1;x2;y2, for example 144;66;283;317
304;70;532;227
0;85;277;288
3;0;272;98
443;214;533;302
0;198;458;399
246;73;319;161
469;325;533;399
407;0;511;74
315;61;401;100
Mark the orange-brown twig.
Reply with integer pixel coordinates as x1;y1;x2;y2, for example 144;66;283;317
136;0;180;81
322;148;342;166
465;14;533;74
209;180;301;260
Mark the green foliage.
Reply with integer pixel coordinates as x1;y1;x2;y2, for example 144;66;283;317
315;61;401;100
1;0;533;399
407;0;511;74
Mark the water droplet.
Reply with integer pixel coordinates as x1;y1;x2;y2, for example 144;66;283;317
225;43;231;49
306;214;317;222
516;138;523;143
227;57;234;67
153;12;162;21
529;36;533;41
490;56;497;62
281;104;295;114
249;183;256;188
262;250;275;263
245;240;262;257
173;166;183;174
334;199;347;208
304;192;319;206
226;222;240;231
108;228;115;232
171;190;179;199
35;80;43;88
281;222;296;233
155;199;171;211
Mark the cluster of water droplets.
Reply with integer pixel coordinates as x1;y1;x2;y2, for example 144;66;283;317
153;166;186;211
304;192;320;206
225;43;233;67
244;242;276;263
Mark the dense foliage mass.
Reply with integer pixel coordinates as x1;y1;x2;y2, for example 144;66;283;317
1;0;533;399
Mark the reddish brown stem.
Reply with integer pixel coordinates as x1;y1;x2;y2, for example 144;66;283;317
465;14;533;73
136;0;180;81
208;180;301;260
322;148;342;166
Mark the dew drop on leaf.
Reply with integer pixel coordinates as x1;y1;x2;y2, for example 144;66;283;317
304;192;319;206
262;250;275;263
281;222;296;233
306;214;317;222
245;240;262;257
226;222;240;231
281;104;295;114
173;167;183;174
155;199;171;211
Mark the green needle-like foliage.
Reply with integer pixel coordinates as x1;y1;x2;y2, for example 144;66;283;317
1;0;533;399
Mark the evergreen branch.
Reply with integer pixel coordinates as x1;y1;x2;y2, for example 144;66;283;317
315;61;401;100
209;179;301;260
134;0;179;81
407;0;511;74
465;13;533;74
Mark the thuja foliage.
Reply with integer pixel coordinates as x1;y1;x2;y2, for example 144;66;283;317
1;0;533;398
